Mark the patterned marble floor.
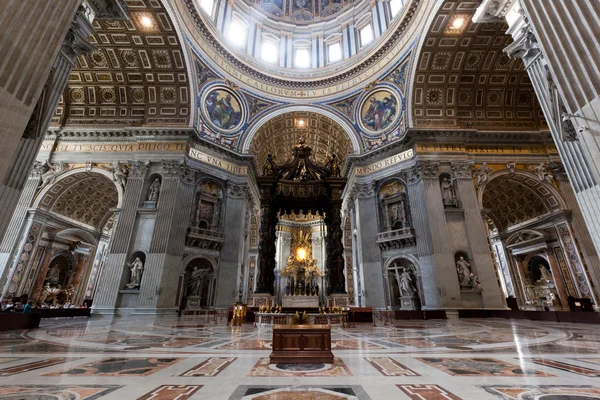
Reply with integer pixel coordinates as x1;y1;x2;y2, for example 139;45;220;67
0;316;599;399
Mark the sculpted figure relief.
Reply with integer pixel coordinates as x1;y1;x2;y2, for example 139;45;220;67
40;161;65;188
147;178;161;202
125;257;144;289
473;163;493;188
532;162;554;184
539;265;553;281
112;162;128;189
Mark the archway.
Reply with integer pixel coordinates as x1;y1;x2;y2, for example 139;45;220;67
479;171;586;311
24;170;121;306
181;257;216;309
385;257;421;310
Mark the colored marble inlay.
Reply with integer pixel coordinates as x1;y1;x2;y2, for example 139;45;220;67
417;357;553;377
0;358;19;365
45;357;182;377
574;358;600;366
482;385;600;399
179;357;236;377
333;340;384;350
217;340;272;350
364;357;419;376
397;384;462;400
0;357;79;376
248;358;352;377
528;358;600;377
0;385;122;399
228;386;370;400
137;385;202;400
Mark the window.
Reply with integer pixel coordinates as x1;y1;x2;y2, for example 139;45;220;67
360;24;373;47
199;0;214;16
390;0;404;17
295;48;310;68
261;41;279;64
328;42;342;63
227;19;247;48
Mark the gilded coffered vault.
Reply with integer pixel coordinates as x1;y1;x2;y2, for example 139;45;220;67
249;112;354;168
412;0;545;130
37;172;119;230
52;0;191;127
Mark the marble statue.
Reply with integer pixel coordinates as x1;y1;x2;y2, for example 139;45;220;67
473;163;493;188
188;265;210;296
506;161;516;174
40;161;65;188
47;265;60;285
399;268;417;296
125;257;144;289
470;274;482;291
456;256;472;286
539;265;553;281
111;162;128;189
147;178;161;202
532;162;553;184
440;176;457;206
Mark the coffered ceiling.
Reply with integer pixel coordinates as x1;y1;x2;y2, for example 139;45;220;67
52;0;190;127
249;111;353;169
412;0;546;131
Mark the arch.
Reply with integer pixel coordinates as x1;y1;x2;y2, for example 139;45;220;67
241;105;362;155
478;170;566;231
383;254;421;272
181;254;219;274
54;228;98;246
34;168;123;209
34;169;122;231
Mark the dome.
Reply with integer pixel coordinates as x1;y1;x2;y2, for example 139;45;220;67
176;0;421;101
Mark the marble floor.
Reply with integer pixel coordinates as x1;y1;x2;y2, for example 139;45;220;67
0;316;599;399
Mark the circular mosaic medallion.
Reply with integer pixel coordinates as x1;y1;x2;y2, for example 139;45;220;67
201;86;245;134
358;88;401;135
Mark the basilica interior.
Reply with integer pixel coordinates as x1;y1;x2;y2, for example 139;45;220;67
0;0;600;399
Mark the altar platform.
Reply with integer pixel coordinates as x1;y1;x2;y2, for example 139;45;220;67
282;295;319;308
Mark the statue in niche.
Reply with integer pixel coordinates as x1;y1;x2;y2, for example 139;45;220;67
539;265;553;281
456;256;472;287
125;257;144;289
147;178;161;202
188;265;210;296
111;162;128;189
440;176;457;207
531;162;554;184
399;267;417;296
326;154;341;177
470;273;482;291
262;154;278;176
47;265;61;285
473;163;493;188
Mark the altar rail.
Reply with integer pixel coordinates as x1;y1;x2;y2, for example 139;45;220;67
255;312;347;327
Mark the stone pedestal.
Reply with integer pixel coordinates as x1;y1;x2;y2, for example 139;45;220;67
186;295;201;310
142;201;156;209
327;293;350;307
282;295;319;308
400;296;419;310
252;294;274;308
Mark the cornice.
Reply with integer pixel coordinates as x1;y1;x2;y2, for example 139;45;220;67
47;128;194;140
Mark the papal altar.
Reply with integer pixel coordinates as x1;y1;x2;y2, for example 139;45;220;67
282;295;318;308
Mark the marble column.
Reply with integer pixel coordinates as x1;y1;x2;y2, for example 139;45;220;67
454;163;507;309
69;253;89;301
92;168;145;314
214;183;248;307
403;164;442;309
138;162;182;311
353;182;385;308
544;249;570;311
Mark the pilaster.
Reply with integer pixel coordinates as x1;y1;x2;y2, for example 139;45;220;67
214;182;248;308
